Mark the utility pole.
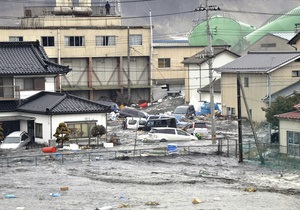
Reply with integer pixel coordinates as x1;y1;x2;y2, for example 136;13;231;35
195;0;220;141
127;26;131;104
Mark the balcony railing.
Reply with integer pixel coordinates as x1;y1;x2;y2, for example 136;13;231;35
23;6;119;18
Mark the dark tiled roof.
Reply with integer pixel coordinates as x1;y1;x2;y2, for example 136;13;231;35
17;91;110;114
0;41;71;75
182;47;239;64
0;100;20;112
216;51;300;73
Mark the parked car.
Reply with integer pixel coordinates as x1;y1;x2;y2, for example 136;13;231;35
122;117;147;130
97;100;119;113
142;117;177;131
118;107;149;119
0;131;31;150
172;105;196;120
187;121;209;138
147;114;188;128
144;127;198;142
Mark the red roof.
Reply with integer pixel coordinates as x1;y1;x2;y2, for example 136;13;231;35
275;111;300;120
294;103;300;110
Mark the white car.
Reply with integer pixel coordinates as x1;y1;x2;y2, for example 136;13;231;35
0;131;31;150
144;127;197;142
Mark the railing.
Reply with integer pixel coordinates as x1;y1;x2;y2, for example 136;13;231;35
23;6;119;17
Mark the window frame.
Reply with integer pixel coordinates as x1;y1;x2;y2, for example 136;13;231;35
95;35;116;46
158;58;171;68
292;70;300;77
15;77;45;91
64;36;85;46
9;36;23;42
41;36;55;47
244;77;249;87
129;34;142;46
287;131;300;156
67;121;97;139
35;123;43;138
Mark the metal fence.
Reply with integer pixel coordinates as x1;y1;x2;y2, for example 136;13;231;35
1;140;299;170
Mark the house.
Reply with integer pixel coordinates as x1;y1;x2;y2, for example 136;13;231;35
275;103;300;156
0;41;70;99
152;40;204;102
216;51;300;122
242;32;296;55
182;47;239;111
0;41;108;145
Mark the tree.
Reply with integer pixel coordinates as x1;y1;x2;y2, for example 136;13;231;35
91;125;106;138
53;122;71;148
263;92;300;128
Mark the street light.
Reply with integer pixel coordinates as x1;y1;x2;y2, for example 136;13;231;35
195;0;220;141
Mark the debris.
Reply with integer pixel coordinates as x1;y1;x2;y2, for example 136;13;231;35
118;203;130;208
192;198;202;204
242;187;257;192
60;186;69;191
49;193;60;197
4;194;16;198
145;201;160;206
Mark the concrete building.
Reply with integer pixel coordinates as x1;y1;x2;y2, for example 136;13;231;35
0;0;151;104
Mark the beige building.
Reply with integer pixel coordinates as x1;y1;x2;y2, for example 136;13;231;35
0;0;151;104
216;51;300;122
152;40;204;102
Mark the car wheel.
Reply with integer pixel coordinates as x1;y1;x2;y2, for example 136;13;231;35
160;139;167;142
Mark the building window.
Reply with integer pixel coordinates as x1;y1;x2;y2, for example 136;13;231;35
158;58;171;68
261;43;276;48
35;123;43;138
287;131;300;156
9;36;23;42
129;34;142;45
15;77;45;91
67;121;96;138
96;36;116;46
41;36;55;47
244;77;249;87
64;36;85;46
292;70;300;77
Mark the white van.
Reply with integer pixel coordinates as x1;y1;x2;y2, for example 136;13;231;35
122;117;147;130
0;131;31;150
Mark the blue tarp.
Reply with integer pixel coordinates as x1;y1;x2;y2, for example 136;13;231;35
197;102;221;115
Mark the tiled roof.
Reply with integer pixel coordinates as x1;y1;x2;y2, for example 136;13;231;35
17;91;110;114
182;47;239;64
0;100;20;112
275;111;300;120
294;103;300;110
0;41;71;75
216;51;300;73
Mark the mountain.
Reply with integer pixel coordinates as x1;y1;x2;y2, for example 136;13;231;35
1;0;300;40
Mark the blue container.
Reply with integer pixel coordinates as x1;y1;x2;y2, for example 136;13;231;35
167;144;177;153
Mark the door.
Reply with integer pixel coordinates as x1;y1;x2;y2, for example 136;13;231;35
27;120;35;143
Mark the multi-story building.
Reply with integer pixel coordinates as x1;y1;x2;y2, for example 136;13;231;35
0;0;151;104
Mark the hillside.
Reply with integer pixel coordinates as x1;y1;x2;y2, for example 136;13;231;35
1;0;300;40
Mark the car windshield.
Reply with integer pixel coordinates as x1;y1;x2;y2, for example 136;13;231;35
3;137;20;144
173;107;187;114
